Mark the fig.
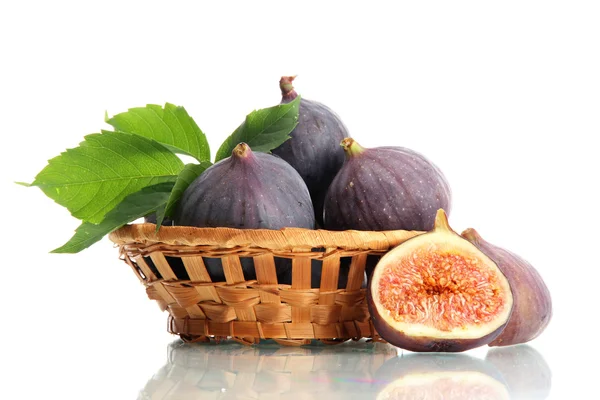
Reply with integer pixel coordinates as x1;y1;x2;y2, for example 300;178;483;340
367;209;514;352
272;76;349;226
143;213;173;226
176;142;314;230
323;138;452;231
373;353;510;399
461;229;552;346
175;142;313;282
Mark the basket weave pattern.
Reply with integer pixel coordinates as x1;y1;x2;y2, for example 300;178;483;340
109;224;422;346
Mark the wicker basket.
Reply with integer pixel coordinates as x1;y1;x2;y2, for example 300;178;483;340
109;224;422;346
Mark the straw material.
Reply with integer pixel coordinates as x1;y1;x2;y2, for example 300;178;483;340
109;224;423;346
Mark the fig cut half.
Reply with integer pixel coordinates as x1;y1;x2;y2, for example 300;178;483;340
368;209;513;352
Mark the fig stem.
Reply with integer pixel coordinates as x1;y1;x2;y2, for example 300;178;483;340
232;142;252;159
433;209;452;232
340;138;366;157
280;76;299;101
461;228;482;244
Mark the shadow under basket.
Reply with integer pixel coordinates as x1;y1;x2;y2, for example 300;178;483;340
109;224;422;346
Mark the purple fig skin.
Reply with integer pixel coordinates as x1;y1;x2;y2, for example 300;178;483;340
143;213;173;226
461;229;552;347
367;281;508;353
174;144;311;282
323;138;452;231
272;76;349;226
175;143;315;230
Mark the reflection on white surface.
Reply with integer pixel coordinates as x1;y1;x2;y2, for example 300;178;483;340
485;346;552;400
138;340;550;399
375;347;551;400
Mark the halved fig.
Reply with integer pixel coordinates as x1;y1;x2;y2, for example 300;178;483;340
462;229;552;346
374;354;510;400
368;209;514;352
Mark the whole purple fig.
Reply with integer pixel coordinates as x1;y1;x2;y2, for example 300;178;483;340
175;143;314;282
462;228;552;346
176;142;314;230
324;138;452;231
272;76;349;226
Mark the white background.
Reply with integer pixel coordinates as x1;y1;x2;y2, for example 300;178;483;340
1;1;599;398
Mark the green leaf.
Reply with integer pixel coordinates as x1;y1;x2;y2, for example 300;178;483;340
52;182;175;253
106;103;210;163
31;131;184;224
157;161;212;227
215;96;301;162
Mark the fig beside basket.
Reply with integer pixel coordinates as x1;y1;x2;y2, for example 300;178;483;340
109;224;422;346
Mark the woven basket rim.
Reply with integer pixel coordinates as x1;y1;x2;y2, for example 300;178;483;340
109;223;423;252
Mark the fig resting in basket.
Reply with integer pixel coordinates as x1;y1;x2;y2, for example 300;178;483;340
20;76;551;350
111;141;550;350
110;141;424;346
